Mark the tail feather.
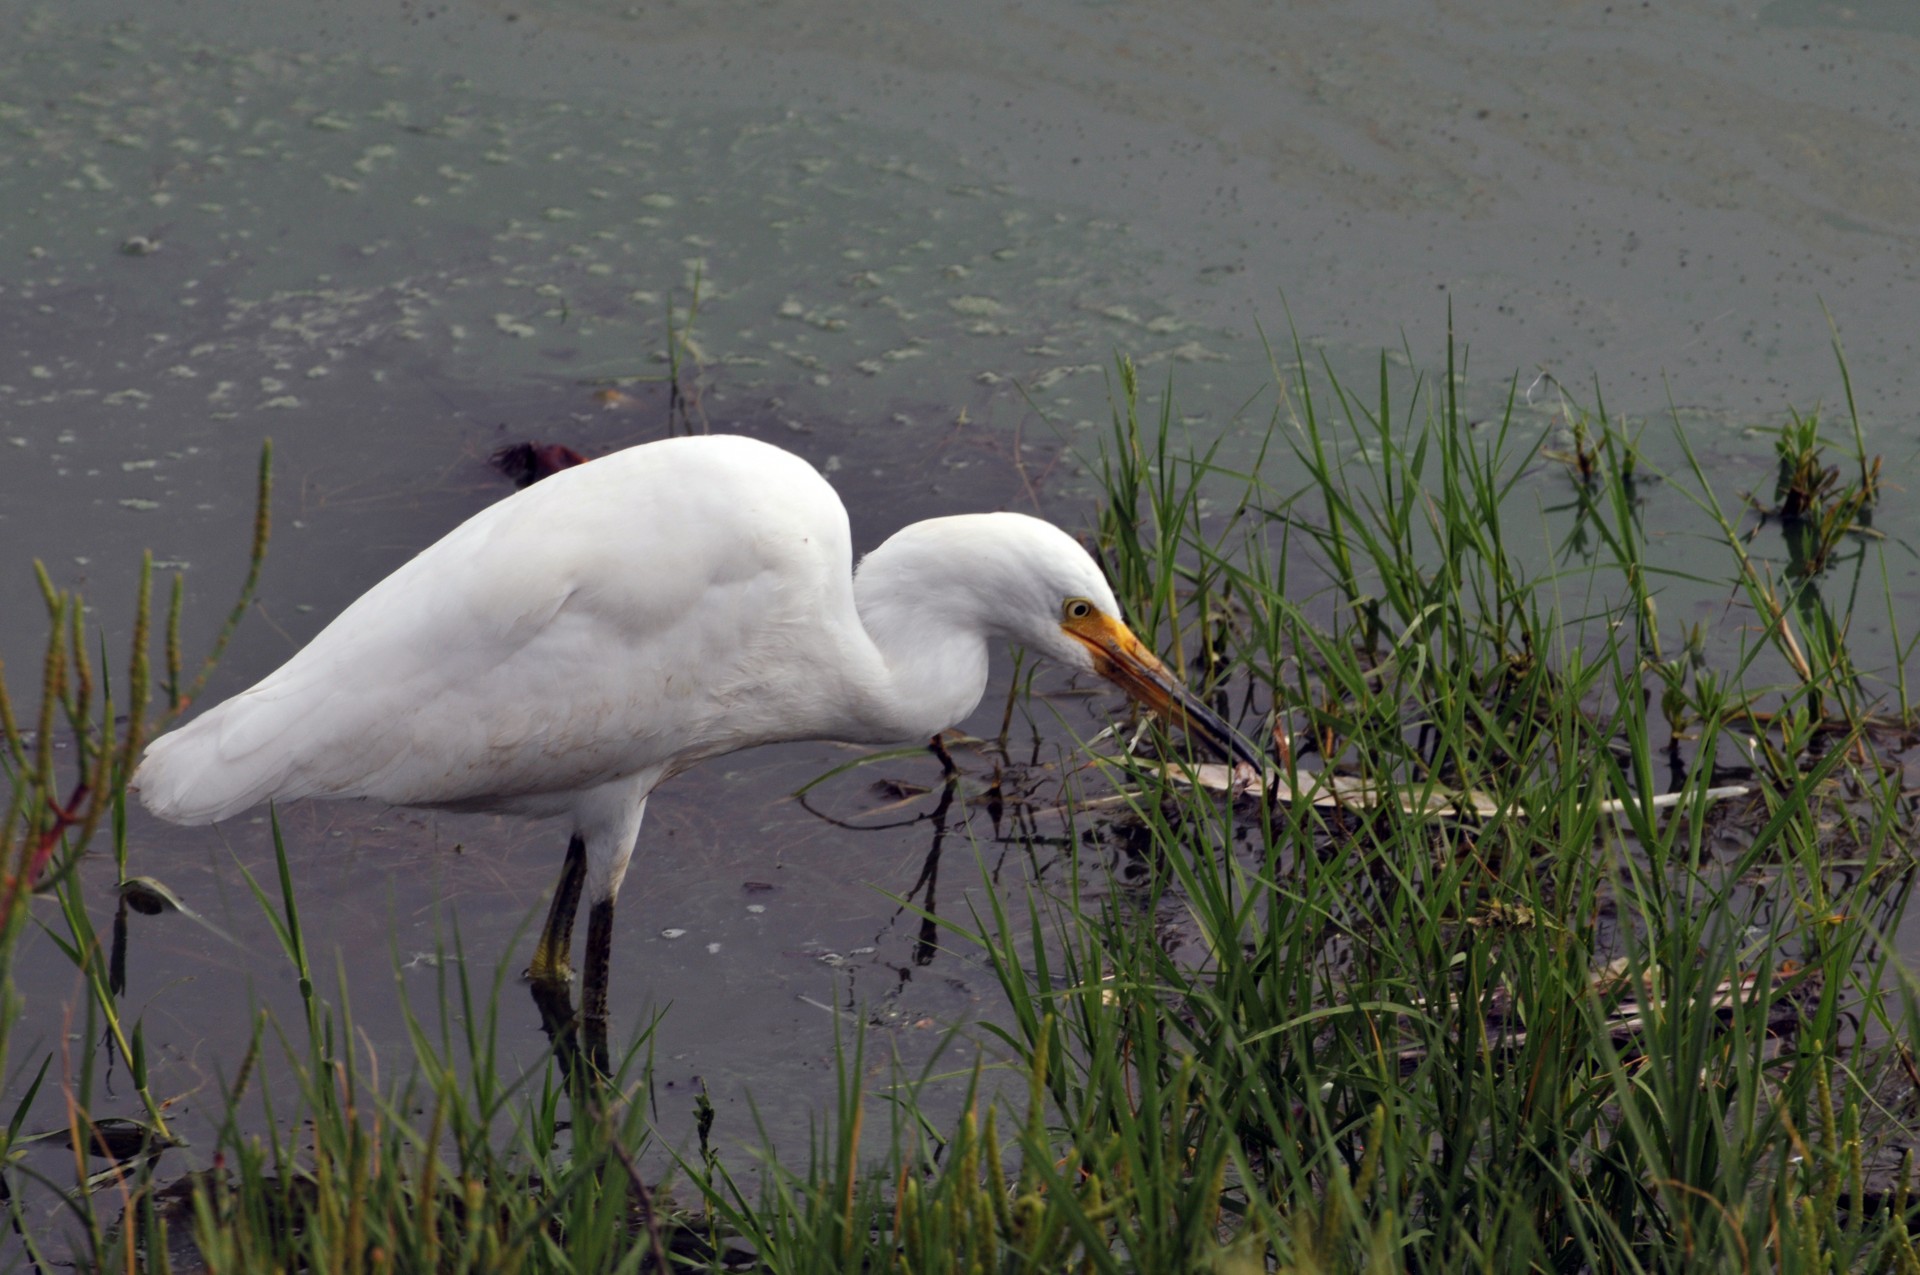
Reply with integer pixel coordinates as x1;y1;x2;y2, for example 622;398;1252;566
132;695;314;825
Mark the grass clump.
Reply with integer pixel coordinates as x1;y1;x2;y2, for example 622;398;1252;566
2;335;1917;1271
1008;336;1918;1270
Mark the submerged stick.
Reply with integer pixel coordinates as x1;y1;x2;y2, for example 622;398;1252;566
1080;760;1751;821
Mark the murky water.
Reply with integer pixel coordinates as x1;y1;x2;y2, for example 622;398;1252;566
4;0;1919;1244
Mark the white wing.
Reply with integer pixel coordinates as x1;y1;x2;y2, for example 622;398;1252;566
134;436;863;824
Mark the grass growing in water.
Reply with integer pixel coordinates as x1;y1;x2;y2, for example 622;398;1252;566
2;342;1916;1271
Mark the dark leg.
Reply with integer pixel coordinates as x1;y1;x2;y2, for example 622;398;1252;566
528;977;581;1067
582;896;615;1074
927;732;958;777
526;834;587;985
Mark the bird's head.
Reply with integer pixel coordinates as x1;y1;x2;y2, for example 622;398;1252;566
1045;585;1264;772
861;513;1262;769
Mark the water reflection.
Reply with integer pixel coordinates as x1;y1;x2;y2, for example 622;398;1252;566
797;740;964;972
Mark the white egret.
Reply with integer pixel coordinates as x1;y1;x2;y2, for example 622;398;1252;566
134;434;1256;1067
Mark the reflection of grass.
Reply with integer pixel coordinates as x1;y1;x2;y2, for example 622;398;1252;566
3;340;1918;1269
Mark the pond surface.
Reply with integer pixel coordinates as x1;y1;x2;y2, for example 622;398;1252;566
3;0;1918;1240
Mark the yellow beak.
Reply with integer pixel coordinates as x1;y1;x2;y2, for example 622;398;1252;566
1062;611;1264;770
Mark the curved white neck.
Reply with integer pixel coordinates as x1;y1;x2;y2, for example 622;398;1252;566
843;522;995;742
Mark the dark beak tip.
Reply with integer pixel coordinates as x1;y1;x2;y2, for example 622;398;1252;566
1170;692;1266;772
1214;728;1268;774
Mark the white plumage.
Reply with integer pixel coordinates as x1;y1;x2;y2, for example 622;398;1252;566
135;434;1251;1066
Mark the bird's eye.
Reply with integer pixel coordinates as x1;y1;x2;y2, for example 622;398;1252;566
1063;598;1095;621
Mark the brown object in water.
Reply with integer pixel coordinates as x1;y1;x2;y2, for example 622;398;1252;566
492;441;590;489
